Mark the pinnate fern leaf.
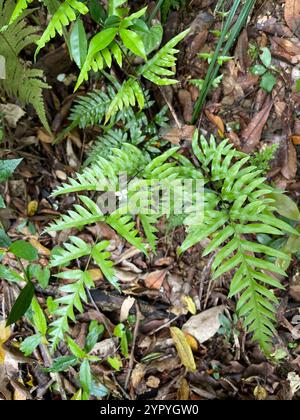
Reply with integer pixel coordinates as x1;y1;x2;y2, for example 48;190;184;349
35;0;89;58
138;29;189;85
0;1;50;130
180;130;297;353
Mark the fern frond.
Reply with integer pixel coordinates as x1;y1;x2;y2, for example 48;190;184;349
9;0;33;24
35;0;89;57
0;1;50;130
139;213;159;252
85;129;128;165
105;78;145;123
49;270;94;350
181;130;297;353
50;236;92;267
69;87;116;129
46;196;104;232
107;212;147;254
75;31;119;90
91;241;119;291
138;29;189;85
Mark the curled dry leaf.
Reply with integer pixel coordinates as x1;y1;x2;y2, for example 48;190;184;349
120;296;135;323
162;125;196;145
182;305;225;344
284;0;300;38
170;327;196;372
241;97;273;153
143;269;167;290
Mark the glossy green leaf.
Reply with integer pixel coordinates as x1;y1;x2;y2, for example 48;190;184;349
32;297;47;337
45;355;78;373
20;334;41;356
80;359;92;400
70;18;88;68
67;336;87;359
9;240;38;261
119;29;146;59
271;192;300;221
260;71;277;93
6;281;35;326
260;47;272;68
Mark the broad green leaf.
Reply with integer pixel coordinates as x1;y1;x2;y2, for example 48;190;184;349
107;356;122;371
9;240;38;261
88;0;106;23
260;47;272;68
0;229;11;247
119;29;147;59
170;327;196;372
88;27;118;56
85;321;104;353
108;0;126;17
32;297;47;337
0;265;23;283
139;23;163;54
45;355;78;373
67;336;87;359
6;281;35;326
0;159;22;183
80;359;92;400
20;334;41;356
271;192;300;221
251;64;266;76
260;72;277;93
30;265;50;289
70;18;88;68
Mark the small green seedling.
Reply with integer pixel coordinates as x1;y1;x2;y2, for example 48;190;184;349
251;47;277;93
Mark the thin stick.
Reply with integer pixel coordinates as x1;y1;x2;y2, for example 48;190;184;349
124;303;142;390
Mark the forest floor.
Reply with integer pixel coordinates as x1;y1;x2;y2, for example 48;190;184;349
0;0;300;400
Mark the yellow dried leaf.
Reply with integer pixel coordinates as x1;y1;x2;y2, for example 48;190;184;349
254;385;268;400
184;332;198;352
182;296;197;315
27;200;38;217
177;378;190;400
170;327;196;372
71;389;82;400
0;321;11;365
29;238;51;256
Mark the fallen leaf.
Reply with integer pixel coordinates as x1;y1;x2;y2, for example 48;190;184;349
27;201;39;217
146;376;160;389
241;97;273;153
37;128;54;144
285;0;300;38
288;372;300;396
281;140;297;180
120;296;135;323
177;378;190;400
254;385;268;400
205;110;225;136
0;104;25;127
29;239;51;256
184;332;198;352
170;327;196;372
292;135;300;144
161;125;196;145
131;363;146;389
182;306;225;344
143;270;167;290
0;321;11;364
182;296;197;315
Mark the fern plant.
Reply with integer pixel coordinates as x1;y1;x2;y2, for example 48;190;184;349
46;143;198;349
0;0;50;130
180;130;297;353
